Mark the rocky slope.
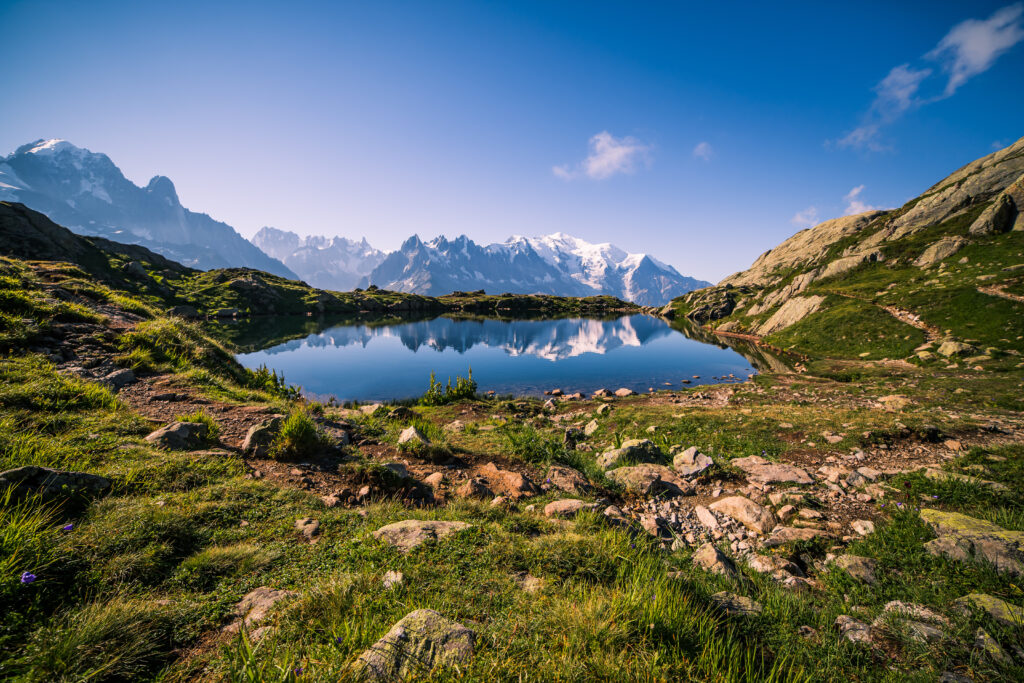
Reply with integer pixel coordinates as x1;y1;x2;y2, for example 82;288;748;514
0;139;296;278
671;136;1024;363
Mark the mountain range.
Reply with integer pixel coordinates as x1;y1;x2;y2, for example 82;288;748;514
0;139;296;278
1;139;707;304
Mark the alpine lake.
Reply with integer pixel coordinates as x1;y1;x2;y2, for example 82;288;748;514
208;312;790;403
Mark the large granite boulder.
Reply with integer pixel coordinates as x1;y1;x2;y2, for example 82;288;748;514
709;496;777;535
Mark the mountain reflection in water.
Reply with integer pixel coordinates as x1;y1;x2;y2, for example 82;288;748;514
229;314;787;401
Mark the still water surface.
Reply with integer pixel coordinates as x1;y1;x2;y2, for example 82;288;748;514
233;314;783;402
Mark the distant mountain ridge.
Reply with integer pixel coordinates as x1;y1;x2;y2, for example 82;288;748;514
252;226;385;291
0;139;296;278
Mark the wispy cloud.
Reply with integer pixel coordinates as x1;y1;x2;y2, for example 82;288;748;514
692;141;714;161
553;131;651;180
843;185;877;215
927;3;1024;96
791;206;819;228
836;3;1024;151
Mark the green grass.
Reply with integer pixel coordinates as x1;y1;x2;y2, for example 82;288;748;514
269;410;327;460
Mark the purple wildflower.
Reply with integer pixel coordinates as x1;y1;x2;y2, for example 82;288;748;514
20;572;36;584
61;523;73;532
294;666;303;675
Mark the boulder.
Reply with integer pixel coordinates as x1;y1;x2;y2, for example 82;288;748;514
583;419;599;436
834;555;877;584
694;505;719;530
709;496;776;535
729;455;812;485
101;368;136;390
920;509;1024;576
543;499;594;518
0;465;111;503
692;543;738;577
710;592;763;617
936;340;974;357
969;192;1016;235
835;615;872;644
763;527;827;547
747;554;804;580
144;421;209;450
597;439;662;470
606;464;692;497
122;260;148;278
455;478;493;500
372;520;472;553
613;387;636;397
952;593;1024;627
398;426;431;447
479;462;538;499
545;465;592;494
350;609;475;682
673;447;714;477
241;416;283;456
913;237;968;267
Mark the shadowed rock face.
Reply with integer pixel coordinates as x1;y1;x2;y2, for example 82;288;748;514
350;609;476;681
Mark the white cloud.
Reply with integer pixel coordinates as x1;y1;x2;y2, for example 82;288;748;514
553;131;651;180
843;185;878;215
791;206;819;228
836;3;1023;151
926;3;1024;96
692;141;714;161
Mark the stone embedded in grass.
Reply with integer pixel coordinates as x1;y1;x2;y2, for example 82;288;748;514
423;472;445;488
295;517;321;544
223;586;297;635
101;367;135;390
729;456;812;485
144;421;208;450
710;592;762;617
952;593;1024;627
545;465;592;494
397;426;430;447
936;339;974;357
746;554;804;580
595;403;612;415
920;509;1024;576
0;465;111;503
871;602;949;644
584;419;599;436
672;447;713;477
543;499;596;518
372;520;473;553
606;465;692;497
455;478;493;500
692;543;738;577
597;439;663;470
709;496;776;535
763;527;827;547
973;628;1010;664
851;520;875;536
835;615;872;644
350;609;475;682
241;416;283;457
478;462;539;499
833;555;877;584
922;468;1007;492
382;570;404;590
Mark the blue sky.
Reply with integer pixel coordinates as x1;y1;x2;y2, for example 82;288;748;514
1;0;1022;281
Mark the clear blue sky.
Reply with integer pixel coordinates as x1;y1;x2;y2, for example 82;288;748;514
1;0;1021;281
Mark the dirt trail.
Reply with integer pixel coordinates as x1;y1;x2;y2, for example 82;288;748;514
978;284;1024;303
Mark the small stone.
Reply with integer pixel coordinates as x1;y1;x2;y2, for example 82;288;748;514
692;543;738;577
372;520;473;552
851;520;875;536
295;517;321;543
544;499;591;518
584;419;599;436
710;591;763;617
398;426;431;447
835;615;871;644
455;478;493;500
382;570;404;589
834;555;877;583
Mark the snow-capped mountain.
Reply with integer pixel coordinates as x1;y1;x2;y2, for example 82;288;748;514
252;226;385;290
0;139;296;278
361;233;710;305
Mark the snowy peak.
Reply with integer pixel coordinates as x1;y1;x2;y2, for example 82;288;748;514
252;226;386;290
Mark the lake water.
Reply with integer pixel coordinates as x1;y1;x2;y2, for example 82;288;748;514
231;314;786;402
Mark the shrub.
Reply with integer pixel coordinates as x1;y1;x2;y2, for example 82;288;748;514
420;368;477;406
269;410;325;459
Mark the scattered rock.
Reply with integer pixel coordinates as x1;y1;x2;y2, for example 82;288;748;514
144;421;209;450
512;573;545;593
597;439;663;469
372;520;473;552
224;586;296;634
973;628;1010;664
922;468;1007;491
455;478;493;500
763;527;826;547
709;496;777;535
423;472;445;488
920;509;1024;576
952;593;1024;627
730;456;812;485
613;387;635;397
545;465;592;494
673;446;714;477
595;404;612;416
834;555;877;584
851;520;875;536
479;462;538;499
692;543;738;577
383;570;404;589
606;464;692;497
584;419;599;436
398;426;431;447
242;416;283;456
544;499;593;518
694;505;719;530
350;609;475;682
835;615;872;644
936;340;974;357
295;517;321;543
101;368;136;390
0;465;111;503
747;554;804;579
